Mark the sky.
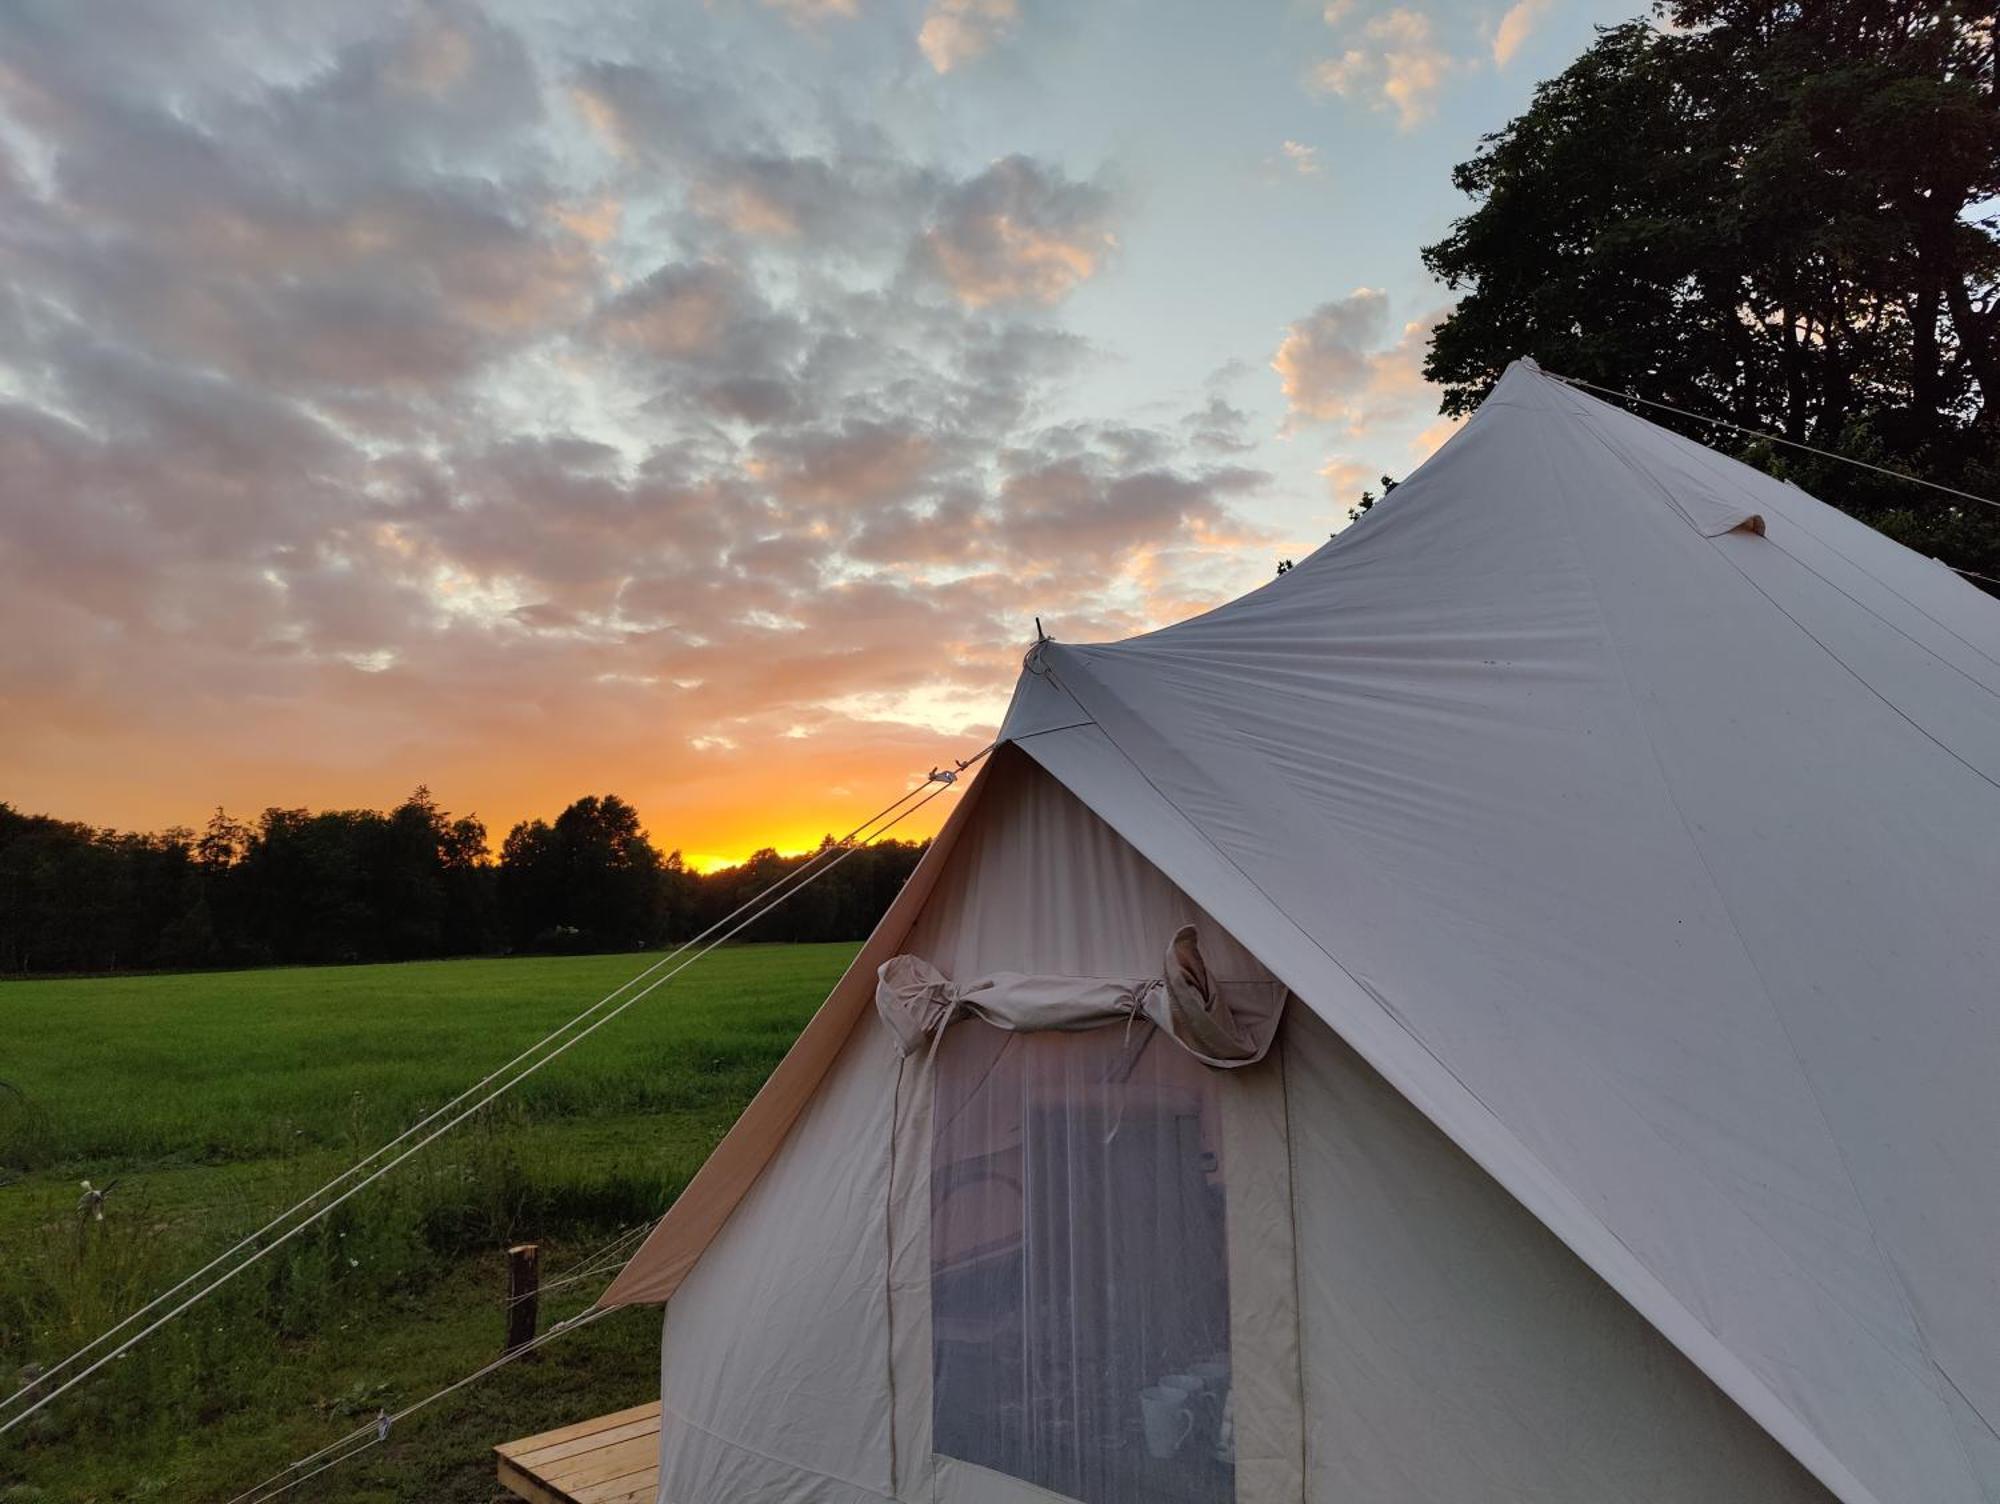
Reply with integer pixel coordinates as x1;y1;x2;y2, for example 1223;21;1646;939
0;0;1635;869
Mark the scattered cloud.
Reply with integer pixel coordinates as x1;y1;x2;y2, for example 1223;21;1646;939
915;155;1116;308
765;0;861;21
1279;139;1322;176
1273;292;1448;434
1318;455;1375;503
1312;0;1554;125
1183;394;1258;455
1311;8;1455;128
1491;0;1552;64
0;0;1264;858
918;0;1020;73
1273;288;1391;423
1409;413;1464;460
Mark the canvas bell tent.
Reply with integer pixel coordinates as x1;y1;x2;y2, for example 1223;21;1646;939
585;359;2000;1504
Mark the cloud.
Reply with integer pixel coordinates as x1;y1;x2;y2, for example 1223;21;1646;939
1310;7;1455;128
1183;395;1258;455
1491;0;1551;64
766;0;861;22
1409;413;1464;460
0;1;1273;860
1273;294;1448;433
914;156;1116;308
1272;288;1391;423
1318;455;1375;502
918;0;1020;73
1279;140;1322;176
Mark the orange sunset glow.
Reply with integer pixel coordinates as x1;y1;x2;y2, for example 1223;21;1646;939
0;0;1504;862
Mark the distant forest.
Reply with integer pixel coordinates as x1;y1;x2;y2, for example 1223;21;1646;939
0;788;928;976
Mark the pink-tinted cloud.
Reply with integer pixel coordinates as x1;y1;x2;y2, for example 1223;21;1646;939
0;2;1270;860
1273;293;1449;434
915;157;1116;308
918;0;1020;73
1492;0;1553;64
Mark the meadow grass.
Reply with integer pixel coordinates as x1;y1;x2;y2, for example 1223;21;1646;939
0;943;856;1502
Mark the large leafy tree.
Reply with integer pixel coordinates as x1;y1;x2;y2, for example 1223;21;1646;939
497;794;664;953
1422;0;2000;580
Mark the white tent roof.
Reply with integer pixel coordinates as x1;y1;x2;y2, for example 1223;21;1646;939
997;360;2000;1504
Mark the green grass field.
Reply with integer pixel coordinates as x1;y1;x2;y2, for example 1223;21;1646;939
0;943;857;1503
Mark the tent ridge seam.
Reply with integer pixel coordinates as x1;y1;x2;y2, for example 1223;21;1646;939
1758;517;2000;693
1544;364;2000;720
1710;530;2000;798
1936;1359;2000;1450
1542;457;1986;1498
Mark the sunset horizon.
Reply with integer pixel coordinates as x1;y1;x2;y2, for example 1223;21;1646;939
9;3;1998;1501
0;0;1625;895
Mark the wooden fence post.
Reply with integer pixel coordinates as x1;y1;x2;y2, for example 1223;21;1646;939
506;1243;540;1356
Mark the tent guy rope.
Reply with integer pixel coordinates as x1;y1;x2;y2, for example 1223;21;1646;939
0;750;986;1440
224;1305;624;1504
1543;368;2000;518
1;803;915;1425
505;1222;652;1309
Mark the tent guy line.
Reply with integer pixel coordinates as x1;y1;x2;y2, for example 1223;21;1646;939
0;760;981;1442
1;764;961;1424
5;898;828;1417
506;1224;654;1309
226;1305;624;1504
1546;369;2000;516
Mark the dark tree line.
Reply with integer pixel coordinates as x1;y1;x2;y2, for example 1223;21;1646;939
0;788;926;975
1423;0;2000;585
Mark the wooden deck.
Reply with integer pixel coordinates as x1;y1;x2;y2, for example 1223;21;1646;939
495;1400;662;1504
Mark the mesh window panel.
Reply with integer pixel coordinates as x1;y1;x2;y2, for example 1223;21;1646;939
931;1021;1235;1504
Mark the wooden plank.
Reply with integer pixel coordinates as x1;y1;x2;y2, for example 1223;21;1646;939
496;1453;572;1504
496;1401;661;1504
496;1400;661;1460
573;1471;662;1504
537;1433;657;1489
574;1483;659;1504
511;1412;664;1470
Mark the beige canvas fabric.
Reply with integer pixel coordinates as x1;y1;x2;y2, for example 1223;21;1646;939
872;926;1274;1065
990;362;2000;1503
1283;1003;1828;1502
653;754;1304;1502
653;1017;900;1503
600;765;993;1308
633;751;1849;1504
614;361;2000;1504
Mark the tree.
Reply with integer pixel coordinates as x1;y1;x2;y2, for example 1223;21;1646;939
1421;0;2000;584
0;786;926;974
497;795;664;952
1349;475;1399;525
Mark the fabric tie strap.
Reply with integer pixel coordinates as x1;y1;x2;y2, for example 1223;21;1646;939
874;925;1274;1068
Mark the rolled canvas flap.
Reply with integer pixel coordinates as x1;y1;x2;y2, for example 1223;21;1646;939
875;925;1280;1067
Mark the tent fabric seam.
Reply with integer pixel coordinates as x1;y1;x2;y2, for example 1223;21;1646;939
1539;438;1986;1491
1708;533;2000;797
1020;664;1882;1504
1937;1362;2000;1447
1278;1037;1311;1500
1541;366;2000;709
656;1398;899;1501
1546;374;1762;540
883;1053;905;1498
1758;517;2000;693
1538;366;2000;799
